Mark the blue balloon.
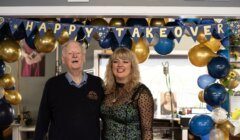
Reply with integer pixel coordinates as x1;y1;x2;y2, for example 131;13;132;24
217;50;229;60
221;94;230;113
0;98;14;126
221;37;230;49
201;133;210;140
207;56;230;79
126;18;148;27
197;74;216;89
206;104;213;112
204;83;227;107
200;18;215;25
0;60;6;77
154;38;175;55
189;114;214;136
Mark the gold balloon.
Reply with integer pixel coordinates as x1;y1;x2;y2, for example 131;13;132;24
131;37;149;63
0;74;15;89
217;120;233;140
204;37;221;52
188;44;217;67
150;18;165;27
90;18;108;26
4;90;22;105
57;29;69;45
0;39;21;63
197;31;208;44
34;30;58;53
198;90;205;102
220;70;240;89
109;18;125;27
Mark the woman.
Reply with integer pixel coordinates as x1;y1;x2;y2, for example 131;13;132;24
101;47;154;140
160;91;177;115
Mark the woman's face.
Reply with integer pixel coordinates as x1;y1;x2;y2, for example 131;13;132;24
165;92;171;102
112;58;131;83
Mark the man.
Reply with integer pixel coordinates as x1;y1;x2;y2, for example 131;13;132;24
34;40;104;140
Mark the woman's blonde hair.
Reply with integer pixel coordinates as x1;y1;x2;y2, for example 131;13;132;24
105;47;140;94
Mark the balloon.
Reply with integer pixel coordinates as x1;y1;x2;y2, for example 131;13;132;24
188;44;217;67
189;114;214;136
109;18;125;27
90;18;108;26
206;104;213;112
200;18;215;25
221;93;229;113
220;70;240;89
131;37;149;63
57;29;69;45
204;37;221;52
182;18;201;25
216;120;233;140
197;74;216;89
211;107;228;124
0;60;6;77
154;38;175;55
91;18;108;41
201;133;210;140
34;30;58;53
221;37;230;49
207;56;230;79
0;39;21;63
0;74;15;89
217;49;229;60
59;18;74;24
204;83;227;107
150;18;165;27
0;98;14;126
198;90;205;102
209;128;224;140
126;18;148;27
4;90;22;105
197;31;208;44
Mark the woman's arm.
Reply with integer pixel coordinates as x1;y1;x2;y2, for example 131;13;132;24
138;87;154;140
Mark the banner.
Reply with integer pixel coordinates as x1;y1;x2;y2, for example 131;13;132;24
0;17;239;44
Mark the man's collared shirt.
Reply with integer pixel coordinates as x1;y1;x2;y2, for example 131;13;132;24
65;72;88;88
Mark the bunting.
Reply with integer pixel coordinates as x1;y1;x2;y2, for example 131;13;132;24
1;17;240;44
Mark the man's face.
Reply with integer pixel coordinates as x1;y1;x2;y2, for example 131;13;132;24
62;43;85;72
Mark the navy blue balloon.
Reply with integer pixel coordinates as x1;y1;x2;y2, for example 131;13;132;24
201;133;210;140
200;18;215;25
154;38;175;55
206;104;213;112
204;83;227;107
221;94;229;113
126;18;148;27
189;114;214;136
207;56;230;79
182;18;201;25
59;18;74;24
221;37;230;49
0;60;6;77
197;74;216;89
0;98;14;126
217;49;229;60
99;36;112;49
